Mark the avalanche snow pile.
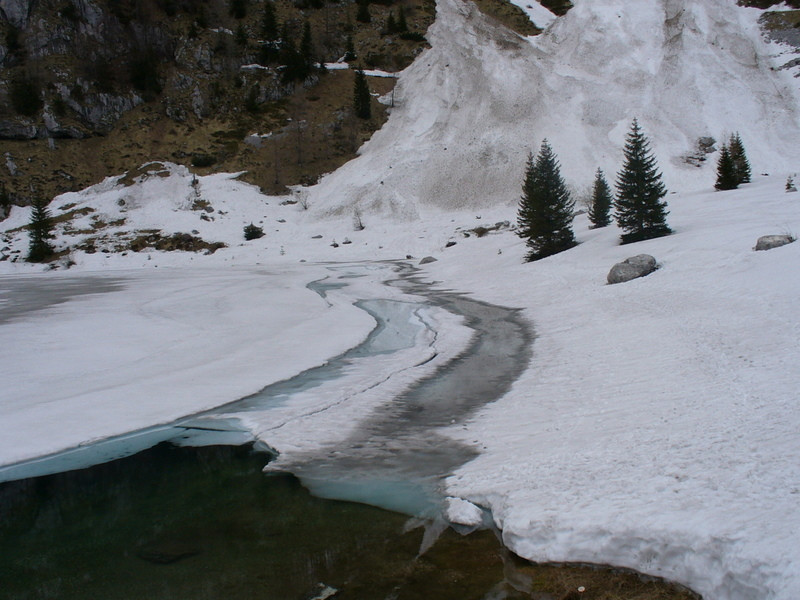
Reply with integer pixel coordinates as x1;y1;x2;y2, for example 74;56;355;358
308;0;800;217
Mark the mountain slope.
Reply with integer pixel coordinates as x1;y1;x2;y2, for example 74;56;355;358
307;0;800;218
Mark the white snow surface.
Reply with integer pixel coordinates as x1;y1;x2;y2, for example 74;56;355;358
2;1;800;598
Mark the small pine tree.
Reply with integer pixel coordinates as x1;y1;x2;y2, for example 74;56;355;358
229;0;247;19
729;132;751;185
0;185;9;209
516;140;576;261
261;1;278;40
344;35;356;61
614;118;671;244
386;12;397;34
714;144;738;191
397;6;408;32
279;34;305;83
235;23;248;47
10;74;42;117
300;21;315;75
588;168;612;228
243;223;264;240
356;0;371;24
27;197;54;262
353;69;371;119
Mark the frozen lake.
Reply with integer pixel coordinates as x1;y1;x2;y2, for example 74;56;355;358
0;262;531;518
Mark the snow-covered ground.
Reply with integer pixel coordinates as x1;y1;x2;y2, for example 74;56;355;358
2;0;800;598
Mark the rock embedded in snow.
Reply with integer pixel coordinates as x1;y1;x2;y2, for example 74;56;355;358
607;254;658;285
754;235;795;251
419;256;437;264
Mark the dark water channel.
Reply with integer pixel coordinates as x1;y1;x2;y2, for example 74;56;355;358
0;444;512;600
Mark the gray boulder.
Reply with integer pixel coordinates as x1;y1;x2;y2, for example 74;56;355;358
755;235;795;251
607;254;657;285
419;256;438;265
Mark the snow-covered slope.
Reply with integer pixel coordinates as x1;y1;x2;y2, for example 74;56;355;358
308;0;800;217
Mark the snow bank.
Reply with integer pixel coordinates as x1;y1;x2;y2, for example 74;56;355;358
427;176;800;599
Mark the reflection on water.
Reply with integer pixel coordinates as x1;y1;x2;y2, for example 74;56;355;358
0;443;699;600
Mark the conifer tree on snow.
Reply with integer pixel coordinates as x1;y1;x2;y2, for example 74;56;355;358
614;119;671;244
714;144;738;191
729;132;751;185
353;68;371;119
27;197;54;262
516;140;576;261
588;168;612;228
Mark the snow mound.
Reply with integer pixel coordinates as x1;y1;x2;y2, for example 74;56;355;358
308;0;800;218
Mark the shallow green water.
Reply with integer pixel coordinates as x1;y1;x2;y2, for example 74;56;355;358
0;444;506;600
0;444;698;600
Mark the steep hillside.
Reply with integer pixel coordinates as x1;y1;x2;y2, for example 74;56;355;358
307;0;800;218
0;0;435;204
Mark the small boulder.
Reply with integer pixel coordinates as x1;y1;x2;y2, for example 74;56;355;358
754;235;794;251
419;256;437;265
607;254;657;284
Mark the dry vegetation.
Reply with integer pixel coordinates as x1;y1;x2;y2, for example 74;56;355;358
0;0;435;203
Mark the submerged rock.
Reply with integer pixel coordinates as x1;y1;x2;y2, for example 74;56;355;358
754;235;795;251
607;254;657;284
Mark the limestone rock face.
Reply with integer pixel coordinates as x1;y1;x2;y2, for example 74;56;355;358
754;235;795;251
607;254;658;284
0;119;37;140
0;0;30;28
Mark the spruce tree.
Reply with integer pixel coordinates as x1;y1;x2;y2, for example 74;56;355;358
353;69;371;119
279;30;305;83
300;21;315;77
0;185;9;211
344;35;356;61
386;12;397;34
729;132;751;185
714;144;738;191
356;0;371;24
235;23;248;48
516;140;576;261
588;167;612;228
614;118;670;244
397;6;408;32
229;0;247;19
261;1;278;40
27;197;54;262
